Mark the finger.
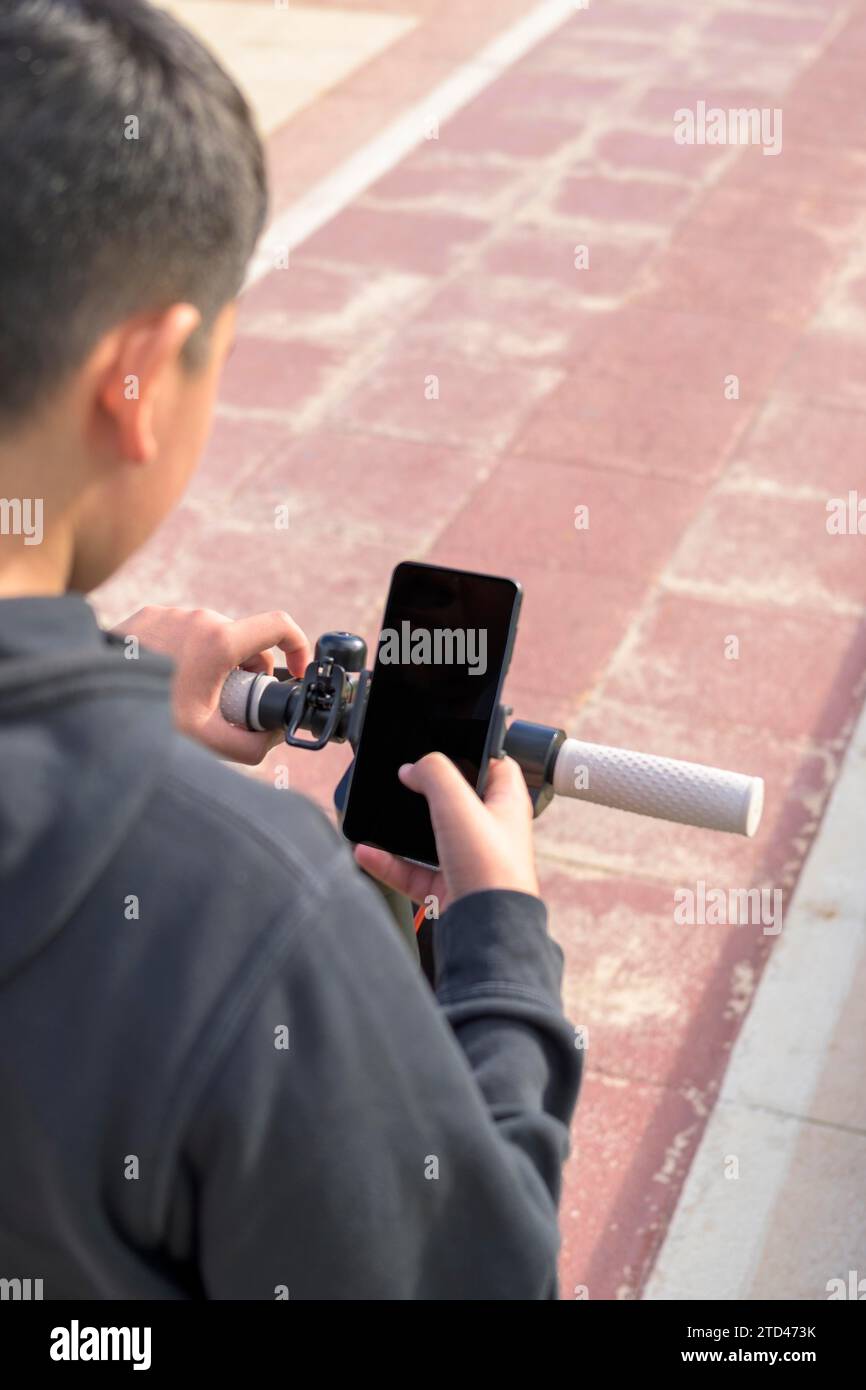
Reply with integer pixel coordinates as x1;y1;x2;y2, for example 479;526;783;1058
353;844;437;904
480;756;532;816
224;612;312;678
241;649;275;677
277;631;313;679
401;752;488;838
201;713;276;766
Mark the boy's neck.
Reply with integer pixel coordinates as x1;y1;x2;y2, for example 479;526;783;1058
0;561;68;600
0;519;73;600
0;437;76;598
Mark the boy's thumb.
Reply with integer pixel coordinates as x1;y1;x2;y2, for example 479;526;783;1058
399;753;484;827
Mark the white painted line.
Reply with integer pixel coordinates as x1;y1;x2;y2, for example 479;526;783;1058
245;0;582;287
643;700;866;1300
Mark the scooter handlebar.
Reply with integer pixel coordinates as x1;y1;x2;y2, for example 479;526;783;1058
219;668;764;837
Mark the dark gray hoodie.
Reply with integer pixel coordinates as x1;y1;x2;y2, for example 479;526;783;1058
0;594;580;1300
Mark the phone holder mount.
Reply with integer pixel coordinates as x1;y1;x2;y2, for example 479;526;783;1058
248;630;564;817
278;631;367;751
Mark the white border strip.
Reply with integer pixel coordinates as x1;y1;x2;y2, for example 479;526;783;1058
245;0;581;288
644;699;866;1300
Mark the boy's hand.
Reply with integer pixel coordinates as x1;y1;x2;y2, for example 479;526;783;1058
114;606;312;765
354;753;540;913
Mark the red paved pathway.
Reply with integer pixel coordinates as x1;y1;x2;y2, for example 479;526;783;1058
100;0;866;1298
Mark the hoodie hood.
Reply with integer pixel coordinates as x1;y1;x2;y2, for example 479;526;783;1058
0;594;175;980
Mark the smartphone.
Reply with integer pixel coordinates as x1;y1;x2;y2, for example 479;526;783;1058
342;561;522;868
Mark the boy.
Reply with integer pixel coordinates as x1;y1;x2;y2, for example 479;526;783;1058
0;0;580;1299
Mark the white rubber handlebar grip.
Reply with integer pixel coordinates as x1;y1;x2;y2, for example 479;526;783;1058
552;738;764;837
219;668;275;731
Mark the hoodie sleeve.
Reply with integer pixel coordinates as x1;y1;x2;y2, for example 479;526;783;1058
184;861;582;1300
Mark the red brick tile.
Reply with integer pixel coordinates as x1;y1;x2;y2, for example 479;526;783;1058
560;1073;702;1300
722;0;846;12
781;105;866;153
187;414;297;503
783;56;866;119
297;206;489;276
164;517;396;656
110;479;395;651
472;565;646;705
389;274;609;366
426;453;704;584
237;430;493;550
826;10;866;60
670;485;866;615
728;140;866;200
837;271;866;317
732;397;866;494
97;502;208;616
420;537;645;708
238;261;427;355
500;675;575;736
589;303;795;399
511;564;647;700
365;153;520;211
523;33;665;74
480;226;648;298
333;345;562;452
636;84;778;126
218;337;339;414
774;330;866;408
555;173;694;225
661;43;803;92
511;365;754;482
544;869;772;1091
783;61;866;147
705;11;829;47
675;184;861;253
639;238;835;329
240;263;361;323
595;128;731;180
602;592;866;743
439;107;580;159
464;67;623;119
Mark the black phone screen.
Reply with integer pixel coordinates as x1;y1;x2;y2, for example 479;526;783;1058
342;562;521;868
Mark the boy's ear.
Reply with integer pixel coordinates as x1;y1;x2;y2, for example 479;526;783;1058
96;304;203;464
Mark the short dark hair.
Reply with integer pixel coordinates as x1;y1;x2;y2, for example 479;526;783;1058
0;0;268;429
